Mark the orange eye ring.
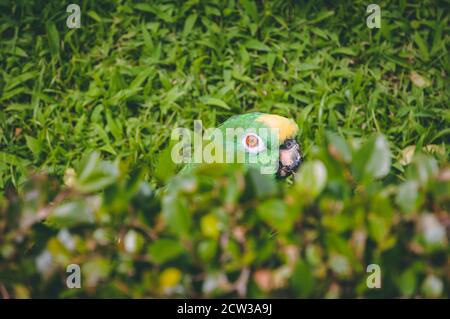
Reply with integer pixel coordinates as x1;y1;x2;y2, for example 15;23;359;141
245;134;259;148
242;133;265;154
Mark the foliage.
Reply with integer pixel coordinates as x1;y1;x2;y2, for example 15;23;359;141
0;0;449;298
1;138;449;298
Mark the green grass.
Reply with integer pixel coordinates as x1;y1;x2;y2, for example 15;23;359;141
0;0;448;298
1;0;448;189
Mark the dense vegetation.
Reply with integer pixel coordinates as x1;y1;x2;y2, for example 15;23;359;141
0;0;448;298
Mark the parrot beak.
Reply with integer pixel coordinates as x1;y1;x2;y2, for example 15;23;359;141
276;139;302;178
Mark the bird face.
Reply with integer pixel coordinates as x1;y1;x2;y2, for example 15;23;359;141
277;138;302;178
218;113;302;177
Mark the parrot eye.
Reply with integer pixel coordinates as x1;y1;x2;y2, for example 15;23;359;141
242;133;265;153
246;135;259;147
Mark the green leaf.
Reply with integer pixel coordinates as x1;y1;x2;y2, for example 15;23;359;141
200;96;231;110
197;239;218;262
0;152;29;166
141;24;154;50
257;199;291;233
105;111;123;141
7;46;28;58
431;19;444;55
329;254;351;278
123;230;145;254
82;257;111;288
200;214;220;239
76;152;119;193
326;132;352;162
406;153;438;186
134;4;175;23
397;269;417;297
154;145;178;184
162;189;191;236
353;134;391;181
25;135;43;157
4;71;37;92
295;160;327;199
291;261;315;298
331;47;357;56
240;0;258;21
244;39;270;52
87;10;102;23
395;180;419;213
367;213;389;243
309;11;334;24
148;239;184;264
421;275;443;298
248;169;278;199
413;32;430;61
46;200;95;228
183;13;197;38
46;22;60;59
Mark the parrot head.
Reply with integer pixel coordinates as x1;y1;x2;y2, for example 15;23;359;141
215;112;302;177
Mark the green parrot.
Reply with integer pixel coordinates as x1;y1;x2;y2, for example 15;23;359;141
177;112;302;178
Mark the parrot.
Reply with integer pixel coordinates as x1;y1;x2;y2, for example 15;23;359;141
177;112;302;178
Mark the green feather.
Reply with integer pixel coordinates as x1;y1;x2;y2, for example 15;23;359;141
178;112;294;176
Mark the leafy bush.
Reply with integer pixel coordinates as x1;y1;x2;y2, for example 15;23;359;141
0;0;448;298
1;133;448;298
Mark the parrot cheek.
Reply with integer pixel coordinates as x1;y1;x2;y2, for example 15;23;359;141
277;140;302;178
280;149;295;166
